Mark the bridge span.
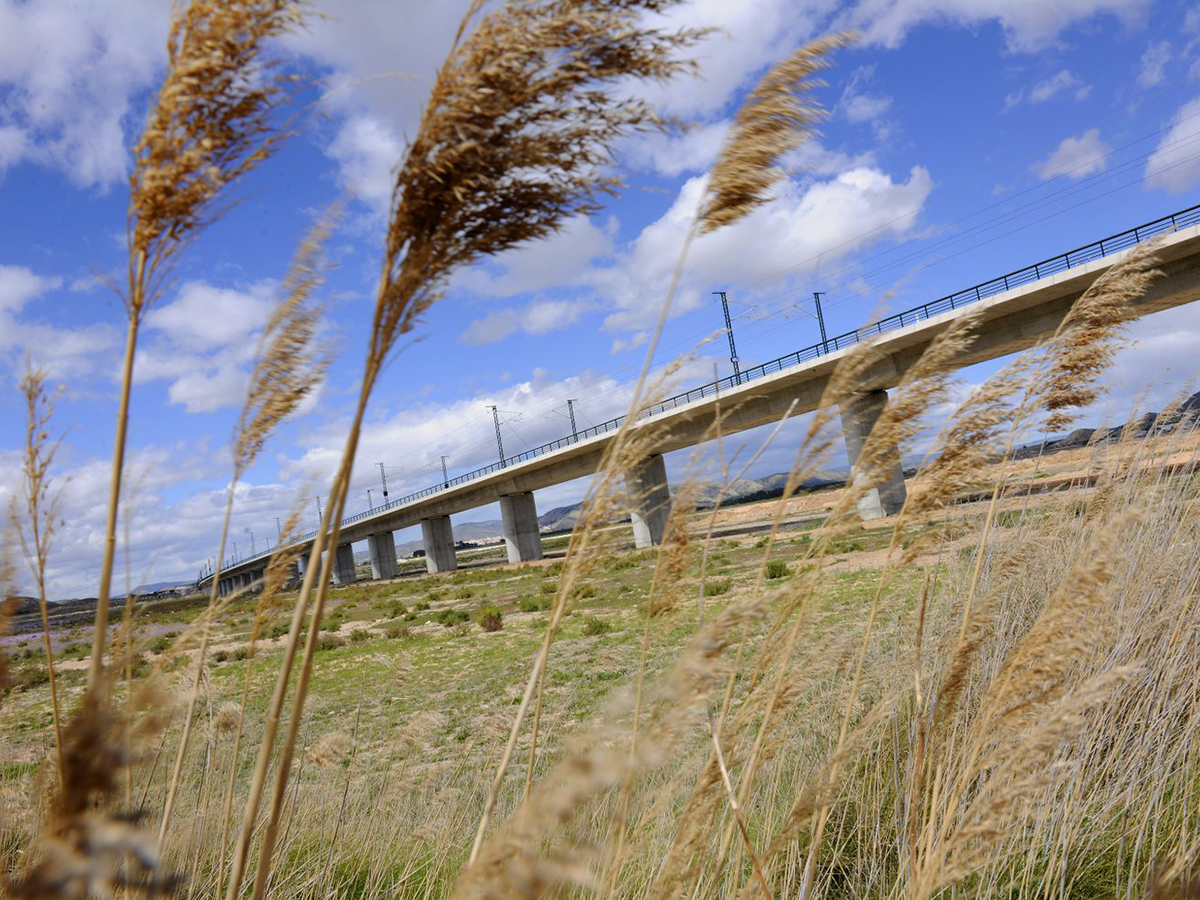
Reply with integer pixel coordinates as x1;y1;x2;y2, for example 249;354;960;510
202;204;1200;594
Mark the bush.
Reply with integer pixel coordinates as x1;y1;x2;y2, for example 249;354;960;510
454;586;475;600
540;581;556;595
387;601;406;618
765;560;790;580
148;633;175;654
415;598;432;611
571;582;598;601
267;622;289;640
520;596;552;613
704;578;732;596
754;536;770;549
384;623;410;640
213;650;229;663
348;628;371;644
315;634;345;652
476;604;503;632
231;646;249;661
582;615;612;636
434;608;469;628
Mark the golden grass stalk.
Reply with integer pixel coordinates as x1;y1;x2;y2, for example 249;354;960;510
213;492;310;900
699;33;854;234
10;365;67;783
158;208;334;844
228;4;701;897
88;0;309;689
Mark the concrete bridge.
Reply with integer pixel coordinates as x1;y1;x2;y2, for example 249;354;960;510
202;204;1200;596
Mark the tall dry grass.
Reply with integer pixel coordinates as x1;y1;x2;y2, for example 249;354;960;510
3;0;1200;898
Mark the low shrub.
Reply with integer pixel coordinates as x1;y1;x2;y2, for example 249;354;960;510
415;599;432;611
434;608;469;628
754;536;770;549
765;560;790;580
384;623;410;640
148;633;175;655
520;596;552;613
348;628;371;644
454;587;475;600
582;615;612;636
704;578;732;596
540;581;556;595
571;583;598;601
316;634;345;652
476;604;503;632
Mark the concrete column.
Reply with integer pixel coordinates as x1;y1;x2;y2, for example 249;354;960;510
296;553;307;576
499;492;543;564
367;531;398;580
332;543;357;585
625;454;672;548
241;572;252;588
420;516;457;573
218;578;226;597
840;389;907;520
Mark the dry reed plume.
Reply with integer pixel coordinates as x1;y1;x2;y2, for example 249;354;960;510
90;0;310;689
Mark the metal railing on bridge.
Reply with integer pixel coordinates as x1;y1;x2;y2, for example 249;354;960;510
211;201;1200;576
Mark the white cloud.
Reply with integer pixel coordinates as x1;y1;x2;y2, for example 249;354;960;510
460;298;593;346
0;0;169;189
0;263;59;313
624;120;730;177
601;165;933;332
840;65;892;125
325;114;404;213
1137;40;1172;88
1145;97;1200;193
1033;128;1110;180
145;281;275;351
0;264;120;381
1005;69;1091;109
139;280;279;413
842;0;1150;53
0;440;239;598
456;215;615;299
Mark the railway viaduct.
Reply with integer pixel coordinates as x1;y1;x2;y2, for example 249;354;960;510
203;204;1200;595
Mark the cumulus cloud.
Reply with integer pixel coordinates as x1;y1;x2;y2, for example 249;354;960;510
1145;97;1200;193
1004;69;1091;109
139;280;278;413
841;0;1149;53
601;164;933;332
0;0;168;189
0;440;240;598
460;299;594;346
839;65;893;126
456;215;615;299
0;264;119;380
1137;40;1172;88
1033;128;1110;180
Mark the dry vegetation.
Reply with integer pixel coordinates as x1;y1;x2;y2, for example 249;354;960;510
3;0;1200;897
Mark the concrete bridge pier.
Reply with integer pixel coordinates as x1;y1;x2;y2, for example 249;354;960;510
500;492;543;564
626;453;672;548
240;572;252;589
840;389;907;520
218;578;228;597
368;531;398;580
421;516;457;573
332;543;357;585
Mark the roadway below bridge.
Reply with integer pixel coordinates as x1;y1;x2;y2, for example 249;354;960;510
202;204;1200;597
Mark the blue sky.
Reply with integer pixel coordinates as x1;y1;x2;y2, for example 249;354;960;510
2;0;1199;597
